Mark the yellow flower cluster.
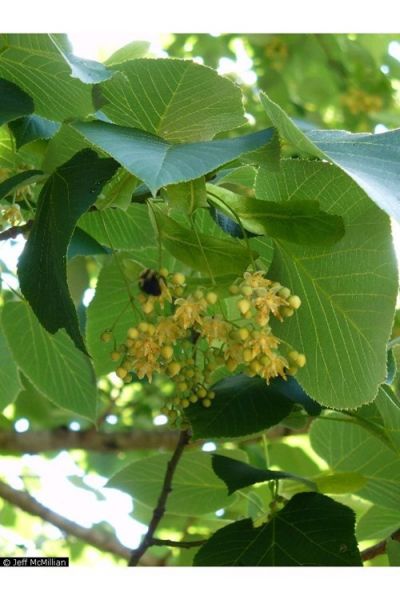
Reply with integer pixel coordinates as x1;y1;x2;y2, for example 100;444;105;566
264;37;289;70
0;204;22;226
101;268;306;420
341;88;382;115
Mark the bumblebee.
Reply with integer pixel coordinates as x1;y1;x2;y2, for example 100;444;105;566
139;269;165;296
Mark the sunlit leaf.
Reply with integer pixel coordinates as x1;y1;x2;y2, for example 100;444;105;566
2;302;97;421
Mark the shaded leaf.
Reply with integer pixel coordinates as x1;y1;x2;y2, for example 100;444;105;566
2;302;97;421
207;183;345;246
9;115;60;149
194;492;362;566
72;120;274;195
95;168;138;210
18;149;118;352
212;454;316;494
42;124;91;173
0;78;33;125
0;170;43;201
386;349;396;384
153;207;255;277
186;374;315;439
387;538;400;566
67;227;109;260
165;177;207;215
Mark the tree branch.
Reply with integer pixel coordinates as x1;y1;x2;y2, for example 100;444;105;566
0;220;33;241
0;478;158;565
128;428;192;566
151;537;205;549
0;424;294;456
0;428;181;454
361;529;400;562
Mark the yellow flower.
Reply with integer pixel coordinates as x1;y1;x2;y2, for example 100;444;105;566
260;353;288;382
243;270;271;289
224;340;245;363
174;295;207;329
201;316;232;344
253;291;287;321
134;358;158;382
154;317;182;344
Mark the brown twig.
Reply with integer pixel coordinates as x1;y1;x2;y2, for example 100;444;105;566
361;529;400;562
0;220;33;241
128;428;192;566
0;478;157;565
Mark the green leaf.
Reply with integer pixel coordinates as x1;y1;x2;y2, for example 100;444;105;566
94;168;138;210
357;506;400;541
48;34;113;84
104;41;150;66
67;227;109;260
0;320;22;411
194;492;362;565
72;121;274;195
0;78;33;125
8;115;60;149
186;375;313;439
374;384;400;450
387;538;400;566
2;302;97;421
86;253;141;376
42;124;91;173
0;35;95;121
13;374;67;429
106;450;237;516
79;204;154;251
261;92;400;221
165;177;207;215
99;58;246;142
386;349;396;384
0;170;43;201
212;454;316;494
0;127;15;168
153;207;255;278
313;472;367;494
310;412;400;510
18;149;118;353
207;183;345;246
256;160;397;409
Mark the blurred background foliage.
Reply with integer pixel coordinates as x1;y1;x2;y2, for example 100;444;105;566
1;32;400;567
165;33;400;133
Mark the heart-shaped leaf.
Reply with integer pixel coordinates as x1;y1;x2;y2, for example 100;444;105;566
194;492;362;566
72;120;274;195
